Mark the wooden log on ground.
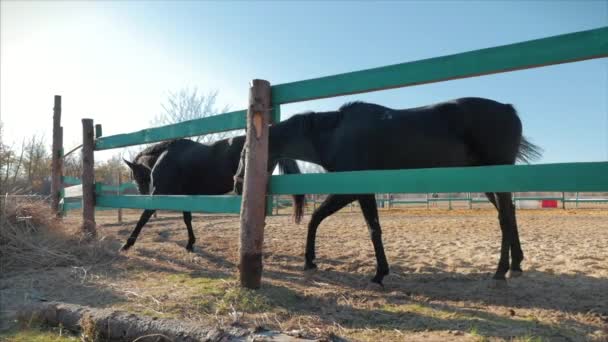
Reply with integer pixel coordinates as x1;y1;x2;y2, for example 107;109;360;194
239;79;271;289
18;301;314;342
81;118;97;238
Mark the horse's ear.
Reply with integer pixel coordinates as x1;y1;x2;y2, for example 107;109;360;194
123;158;136;170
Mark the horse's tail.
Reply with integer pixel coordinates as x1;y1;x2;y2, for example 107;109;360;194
502;103;542;164
517;136;543;164
277;159;305;224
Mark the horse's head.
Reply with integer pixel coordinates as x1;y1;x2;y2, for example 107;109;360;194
123;158;152;194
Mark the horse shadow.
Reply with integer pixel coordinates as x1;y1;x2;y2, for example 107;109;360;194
249;280;601;340
261;253;608;318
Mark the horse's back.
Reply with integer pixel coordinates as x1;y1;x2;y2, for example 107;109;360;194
153;137;242;195
327;98;522;170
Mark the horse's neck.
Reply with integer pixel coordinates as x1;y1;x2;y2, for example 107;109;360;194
269;112;332;166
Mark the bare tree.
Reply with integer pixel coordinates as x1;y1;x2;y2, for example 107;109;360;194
152;87;235;142
63;152;82;179
152;88;236;143
95;153;129;185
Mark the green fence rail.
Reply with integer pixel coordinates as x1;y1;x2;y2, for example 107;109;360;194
62;176;81;185
96;195;242;213
272;27;608;104
269;162;608;195
95;110;247;150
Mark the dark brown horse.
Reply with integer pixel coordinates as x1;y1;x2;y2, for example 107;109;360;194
235;97;541;285
123;137;304;252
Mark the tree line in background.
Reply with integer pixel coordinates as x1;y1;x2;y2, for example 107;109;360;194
0;88;246;195
0;124;130;195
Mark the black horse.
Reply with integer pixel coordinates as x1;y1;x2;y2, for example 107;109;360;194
123;137;304;252
235;97;542;285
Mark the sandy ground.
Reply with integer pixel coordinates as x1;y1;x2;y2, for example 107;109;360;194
2;206;607;341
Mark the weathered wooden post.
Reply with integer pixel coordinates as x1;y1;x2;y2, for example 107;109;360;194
81;119;97;238
51;96;63;215
239;79;271;289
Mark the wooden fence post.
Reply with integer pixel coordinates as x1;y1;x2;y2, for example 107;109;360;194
117;171;122;223
51;96;63;215
239;79;271;289
81;119;97;238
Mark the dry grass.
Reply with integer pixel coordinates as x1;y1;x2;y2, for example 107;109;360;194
0;198;114;275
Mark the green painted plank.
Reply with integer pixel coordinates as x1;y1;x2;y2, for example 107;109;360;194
272;27;608;104
95;110;247;150
96;195;242;213
100;185;119;192
99;183;137;193
63;201;82;211
96;207;118;211
95;124;103;138
269;162;608;195
62;176;81;185
120;183;138;192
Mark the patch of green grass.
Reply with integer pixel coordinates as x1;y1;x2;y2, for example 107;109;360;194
216;287;270;314
0;328;79;342
165;273;224;296
381;303;475;321
469;325;490;342
514;335;543;342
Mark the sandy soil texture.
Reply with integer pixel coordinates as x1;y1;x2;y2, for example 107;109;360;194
2;207;607;341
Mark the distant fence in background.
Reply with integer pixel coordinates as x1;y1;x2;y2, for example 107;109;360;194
60;175;138;222
299;192;608;213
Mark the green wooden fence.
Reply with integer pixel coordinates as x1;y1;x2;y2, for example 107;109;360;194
84;26;607;215
60;176;138;212
91;111;248;213
265;27;608;196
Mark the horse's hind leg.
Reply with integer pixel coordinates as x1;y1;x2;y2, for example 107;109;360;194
358;195;390;285
121;209;156;251
305;194;357;270
183;211;196;252
500;193;523;276
485;192;523;278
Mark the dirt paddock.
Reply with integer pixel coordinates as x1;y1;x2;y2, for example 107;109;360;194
2;207;607;341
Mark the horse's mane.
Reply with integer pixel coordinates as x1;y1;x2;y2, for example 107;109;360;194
339;101;389;113
339;101;367;111
134;140;177;162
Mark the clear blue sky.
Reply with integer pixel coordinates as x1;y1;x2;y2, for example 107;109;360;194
1;1;607;163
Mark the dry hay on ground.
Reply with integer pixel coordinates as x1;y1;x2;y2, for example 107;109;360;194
2;205;607;341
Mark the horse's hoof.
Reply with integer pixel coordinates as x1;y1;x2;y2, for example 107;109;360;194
119;245;131;253
186;245;194;253
304;262;318;271
489;278;508;289
508;270;523;278
366;280;384;291
371;275;385;287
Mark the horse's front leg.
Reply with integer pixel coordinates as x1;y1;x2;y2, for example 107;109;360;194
121;209;156;251
305;195;357;270
183;211;196;252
